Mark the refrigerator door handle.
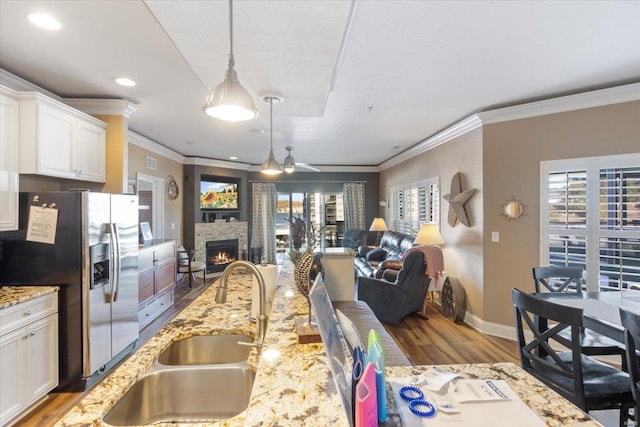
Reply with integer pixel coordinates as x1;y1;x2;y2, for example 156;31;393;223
109;223;121;302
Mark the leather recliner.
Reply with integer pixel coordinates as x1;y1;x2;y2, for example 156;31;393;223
357;250;429;324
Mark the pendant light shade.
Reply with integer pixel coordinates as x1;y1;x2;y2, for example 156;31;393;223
202;0;258;122
283;146;296;173
261;96;282;175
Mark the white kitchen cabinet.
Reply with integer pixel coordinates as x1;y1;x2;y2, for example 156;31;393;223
0;292;58;426
19;92;107;182
0;86;19;231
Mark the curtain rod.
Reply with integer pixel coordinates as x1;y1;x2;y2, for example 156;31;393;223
249;180;367;183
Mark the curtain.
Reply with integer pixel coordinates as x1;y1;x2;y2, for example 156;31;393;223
251;182;278;264
343;182;366;230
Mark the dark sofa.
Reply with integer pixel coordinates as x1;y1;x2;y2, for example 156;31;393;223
353;230;415;278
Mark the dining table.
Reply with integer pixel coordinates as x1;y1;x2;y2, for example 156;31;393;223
535;290;640;344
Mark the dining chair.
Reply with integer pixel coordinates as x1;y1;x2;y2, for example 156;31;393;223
512;288;634;426
532;266;627;369
620;308;640;422
177;245;206;288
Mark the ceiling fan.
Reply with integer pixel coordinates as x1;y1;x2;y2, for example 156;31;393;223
283;146;320;173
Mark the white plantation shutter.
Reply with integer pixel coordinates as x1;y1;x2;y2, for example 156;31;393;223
598;166;640;290
541;155;640;291
390;178;439;235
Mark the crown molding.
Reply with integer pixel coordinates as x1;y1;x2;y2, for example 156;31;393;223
380;114;482;170
478;82;640;125
183;157;252;170
0;69;61;99
65;98;137;118
380;83;640;171
128;131;185;164
246;164;380;173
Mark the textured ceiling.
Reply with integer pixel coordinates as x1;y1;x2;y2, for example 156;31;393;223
1;0;639;169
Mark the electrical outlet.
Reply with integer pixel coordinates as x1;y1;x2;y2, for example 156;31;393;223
491;231;499;242
171;223;175;230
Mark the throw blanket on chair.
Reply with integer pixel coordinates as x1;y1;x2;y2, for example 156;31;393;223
402;245;444;278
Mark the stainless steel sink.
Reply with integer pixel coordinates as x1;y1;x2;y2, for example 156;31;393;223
102;367;255;425
157;334;253;366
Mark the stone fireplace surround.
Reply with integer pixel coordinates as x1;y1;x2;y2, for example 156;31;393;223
195;222;248;276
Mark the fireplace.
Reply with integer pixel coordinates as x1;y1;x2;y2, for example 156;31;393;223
206;239;238;274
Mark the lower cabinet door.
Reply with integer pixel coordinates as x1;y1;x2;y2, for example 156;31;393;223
27;315;58;402
0;327;26;425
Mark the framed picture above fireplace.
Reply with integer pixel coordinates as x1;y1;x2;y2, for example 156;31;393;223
200;179;239;210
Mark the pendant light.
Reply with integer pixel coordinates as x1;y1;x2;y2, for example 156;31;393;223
261;96;283;175
202;0;258;122
283;146;296;173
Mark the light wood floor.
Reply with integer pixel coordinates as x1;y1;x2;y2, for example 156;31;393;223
16;280;518;427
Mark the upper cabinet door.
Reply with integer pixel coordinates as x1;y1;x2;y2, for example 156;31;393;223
38;103;74;177
74;119;106;182
0;87;19;231
19;92;107;183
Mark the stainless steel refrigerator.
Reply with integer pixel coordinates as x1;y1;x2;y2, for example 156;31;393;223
0;191;139;390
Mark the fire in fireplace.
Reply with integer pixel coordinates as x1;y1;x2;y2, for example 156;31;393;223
205;239;238;273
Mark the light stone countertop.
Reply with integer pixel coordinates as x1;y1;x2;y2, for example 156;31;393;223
52;261;601;426
0;286;59;309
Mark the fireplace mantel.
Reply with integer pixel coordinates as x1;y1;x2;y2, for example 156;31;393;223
195;222;248;276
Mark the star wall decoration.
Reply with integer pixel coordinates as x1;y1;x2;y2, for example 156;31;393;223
443;172;475;227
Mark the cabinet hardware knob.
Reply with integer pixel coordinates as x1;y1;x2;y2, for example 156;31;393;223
24;311;31;316
30;331;36;336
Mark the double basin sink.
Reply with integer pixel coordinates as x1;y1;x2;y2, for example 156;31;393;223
103;334;256;425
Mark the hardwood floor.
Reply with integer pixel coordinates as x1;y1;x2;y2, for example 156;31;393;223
16;280;518;426
383;303;519;365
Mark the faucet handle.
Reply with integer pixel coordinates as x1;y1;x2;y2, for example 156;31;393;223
238;340;261;349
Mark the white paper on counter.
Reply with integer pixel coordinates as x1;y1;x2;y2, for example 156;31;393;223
389;379;545;427
448;379;510;402
251;264;278;318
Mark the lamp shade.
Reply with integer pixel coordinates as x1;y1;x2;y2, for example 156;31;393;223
369;217;388;232
261;147;282;175
414;223;444;245
202;64;259;122
283;146;295;173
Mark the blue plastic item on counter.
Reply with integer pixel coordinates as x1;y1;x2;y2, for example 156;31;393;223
367;338;387;422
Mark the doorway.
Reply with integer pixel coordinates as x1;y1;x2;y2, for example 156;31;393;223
137;173;165;241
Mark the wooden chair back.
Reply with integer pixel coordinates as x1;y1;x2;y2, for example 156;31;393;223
532;266;584;293
512;288;587;408
620;308;640;418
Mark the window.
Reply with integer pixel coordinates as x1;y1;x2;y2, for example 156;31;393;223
390;177;439;234
541;154;640;291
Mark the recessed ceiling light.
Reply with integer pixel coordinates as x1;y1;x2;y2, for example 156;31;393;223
115;77;136;87
229;156;238;160
28;13;61;30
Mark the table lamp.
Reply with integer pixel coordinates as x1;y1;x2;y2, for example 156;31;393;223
369;217;388;246
414;223;444;246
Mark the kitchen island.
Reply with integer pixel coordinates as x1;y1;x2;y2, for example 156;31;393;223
54;262;601;426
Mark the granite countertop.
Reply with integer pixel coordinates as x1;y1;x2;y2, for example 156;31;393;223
55;261;601;426
0;286;59;309
56;261;346;427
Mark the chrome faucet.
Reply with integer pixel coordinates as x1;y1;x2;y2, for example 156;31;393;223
215;260;268;349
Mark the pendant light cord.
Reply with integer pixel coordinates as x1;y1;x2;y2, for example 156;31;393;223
269;97;274;150
228;0;234;57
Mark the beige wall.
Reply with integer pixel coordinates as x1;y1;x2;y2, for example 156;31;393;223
380;128;485;318
482;100;640;327
128;144;183;242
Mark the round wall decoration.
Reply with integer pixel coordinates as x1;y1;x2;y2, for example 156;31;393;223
166;175;179;200
441;276;466;323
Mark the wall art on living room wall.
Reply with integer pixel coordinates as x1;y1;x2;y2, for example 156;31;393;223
443;172;475;227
